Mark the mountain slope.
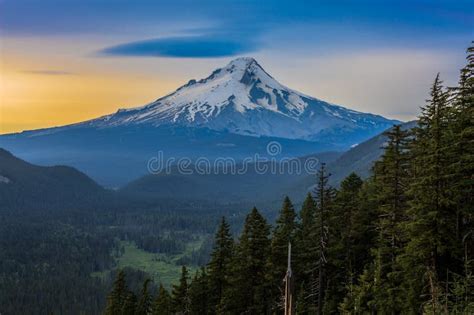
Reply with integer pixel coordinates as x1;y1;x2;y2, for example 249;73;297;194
327;120;417;184
0;126;337;186
81;57;398;144
0;57;400;186
120;151;342;204
289;121;417;193
0;148;109;212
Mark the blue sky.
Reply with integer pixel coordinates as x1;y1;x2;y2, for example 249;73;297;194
1;0;473;132
2;0;472;53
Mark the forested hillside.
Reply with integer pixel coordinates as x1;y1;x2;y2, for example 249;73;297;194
0;153;256;314
104;43;474;314
0;148;109;212
1;43;472;315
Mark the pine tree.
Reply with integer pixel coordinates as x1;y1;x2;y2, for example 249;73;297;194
401;74;455;312
172;266;190;314
324;172;364;313
313;163;332;315
122;291;137;315
295;283;311;315
105;270;128;315
268;196;297;312
449;42;474;268
438;41;474;314
340;267;375;314
135;279;152;315
343;125;411;313
221;207;271;314
371;125;410;313
188;268;210;315
294;193;318;314
152;284;173;315
207;217;233;313
446;260;474;313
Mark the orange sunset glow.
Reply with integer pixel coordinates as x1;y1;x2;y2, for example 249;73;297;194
0;58;182;134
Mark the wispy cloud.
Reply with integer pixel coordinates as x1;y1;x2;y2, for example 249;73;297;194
99;34;258;58
22;70;76;75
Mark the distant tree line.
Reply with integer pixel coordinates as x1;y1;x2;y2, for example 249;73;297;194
0;195;243;314
105;42;474;314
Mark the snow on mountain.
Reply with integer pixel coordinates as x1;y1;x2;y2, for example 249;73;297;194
0;57;402;186
85;57;399;141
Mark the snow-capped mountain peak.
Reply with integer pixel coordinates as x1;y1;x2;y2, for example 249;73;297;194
90;57;399;141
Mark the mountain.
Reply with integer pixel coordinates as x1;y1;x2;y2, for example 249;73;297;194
0;126;337;186
0;57;399;186
120;120;417;207
0;148;109;212
78;57;398;143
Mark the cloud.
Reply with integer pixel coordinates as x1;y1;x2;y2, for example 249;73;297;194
22;70;76;75
99;35;258;58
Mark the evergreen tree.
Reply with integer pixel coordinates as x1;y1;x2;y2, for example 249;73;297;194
221;207;271;314
371;125;410;313
312;163;332;314
135;279;152;315
268;196;297;312
342;125;411;313
122;291;138;315
449;42;474;267
188;268;210;315
339;267;375;314
324;172;364;313
172;266;190;314
295;283;311;315
207;217;233;313
294;193;318;314
105;270;128;315
446;261;474;313
400;74;455;312
152;284;173;315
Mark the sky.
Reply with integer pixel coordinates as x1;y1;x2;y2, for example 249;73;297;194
0;0;473;134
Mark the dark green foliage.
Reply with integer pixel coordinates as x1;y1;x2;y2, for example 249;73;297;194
105;270;128;315
172;266;190;314
122;291;138;315
152;284;173;315
0;148;109;213
340;43;474;313
341;125;411;313
0;192;244;315
325;172;366;312
188;268;210;315
135;279;152;315
295;283;311;315
294;193;319;314
313;163;332;314
221;207;272;314
206;217;234;313
449;42;474;272
103;271;141;315
268;196;297;312
369;125;410;313
400;74;457;312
